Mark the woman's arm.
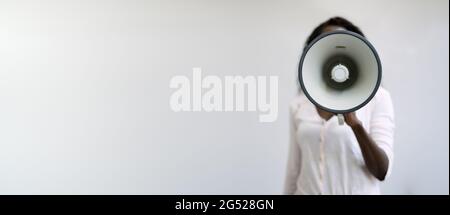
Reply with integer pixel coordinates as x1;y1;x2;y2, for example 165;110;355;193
344;113;389;181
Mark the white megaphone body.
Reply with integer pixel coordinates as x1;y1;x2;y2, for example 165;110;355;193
298;30;382;125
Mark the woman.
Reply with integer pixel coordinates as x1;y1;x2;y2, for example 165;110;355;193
284;17;395;195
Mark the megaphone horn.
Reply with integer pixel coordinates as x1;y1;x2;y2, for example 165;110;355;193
298;30;382;125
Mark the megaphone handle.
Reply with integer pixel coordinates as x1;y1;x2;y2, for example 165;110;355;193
337;114;345;125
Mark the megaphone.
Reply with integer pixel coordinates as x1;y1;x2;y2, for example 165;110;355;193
298;30;382;125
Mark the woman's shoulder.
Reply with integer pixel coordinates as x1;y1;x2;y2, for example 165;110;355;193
376;87;391;98
289;93;305;109
372;87;393;105
362;87;394;119
289;93;314;116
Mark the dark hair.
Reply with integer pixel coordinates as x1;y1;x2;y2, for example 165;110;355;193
305;17;365;48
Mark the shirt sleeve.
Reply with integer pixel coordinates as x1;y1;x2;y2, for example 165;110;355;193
369;89;395;179
283;103;302;194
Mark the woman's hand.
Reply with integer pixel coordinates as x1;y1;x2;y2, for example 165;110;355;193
345;112;389;181
343;112;362;127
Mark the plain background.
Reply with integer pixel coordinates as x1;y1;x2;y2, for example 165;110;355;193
0;0;448;194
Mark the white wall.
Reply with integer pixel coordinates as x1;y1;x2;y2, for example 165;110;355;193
0;0;448;194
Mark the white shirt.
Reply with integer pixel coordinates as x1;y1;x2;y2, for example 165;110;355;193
284;87;395;195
